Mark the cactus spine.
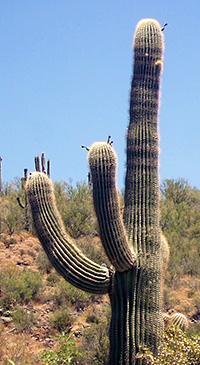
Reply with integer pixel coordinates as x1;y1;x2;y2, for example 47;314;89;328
26;18;164;364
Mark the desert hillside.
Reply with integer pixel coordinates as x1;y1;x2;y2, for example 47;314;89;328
0;233;111;364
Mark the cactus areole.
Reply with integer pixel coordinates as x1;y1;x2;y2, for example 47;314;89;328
26;19;164;364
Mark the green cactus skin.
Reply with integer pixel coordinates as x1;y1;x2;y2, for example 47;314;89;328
26;172;111;294
26;18;164;364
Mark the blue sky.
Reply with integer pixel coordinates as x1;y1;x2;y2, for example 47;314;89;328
0;1;200;189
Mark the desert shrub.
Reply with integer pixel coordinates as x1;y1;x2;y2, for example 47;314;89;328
0;264;43;309
156;326;200;364
36;250;53;273
77;236;110;267
54;180;97;238
162;287;172;307
53;278;91;306
187;322;200;337
194;297;200;312
46;272;60;286
49;307;74;333
86;312;100;324
76;305;111;364
0;323;4;360
160;179;200;287
1;236;17;248
139;326;200;364
39;332;81;364
0;199;24;236
1;333;36;364
0;179;26;235
12;307;35;332
26;249;36;259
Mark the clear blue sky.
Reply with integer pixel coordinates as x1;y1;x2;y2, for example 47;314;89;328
0;0;200;189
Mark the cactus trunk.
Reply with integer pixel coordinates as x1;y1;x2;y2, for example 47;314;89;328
109;268;137;364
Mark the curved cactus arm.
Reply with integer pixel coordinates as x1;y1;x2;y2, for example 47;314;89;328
26;172;112;294
88;142;136;272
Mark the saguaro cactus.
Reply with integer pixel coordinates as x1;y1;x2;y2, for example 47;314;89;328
26;18;164;364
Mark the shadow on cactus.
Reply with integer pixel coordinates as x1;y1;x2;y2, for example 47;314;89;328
26;18;165;364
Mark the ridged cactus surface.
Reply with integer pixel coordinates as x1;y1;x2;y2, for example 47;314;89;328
26;18;165;365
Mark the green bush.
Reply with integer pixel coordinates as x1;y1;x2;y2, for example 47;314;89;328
0;178;26;235
36;250;53;273
76;305;111;364
49;307;74;333
77;236;110;267
53;278;91;306
54;180;97;238
86;313;100;324
186;322;200;337
160;179;200;287
0;265;43;309
12;307;35;332
46;272;60;286
39;332;81;364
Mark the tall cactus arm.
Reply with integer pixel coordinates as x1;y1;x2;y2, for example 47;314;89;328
88;142;136;272
124;19;164;251
26;172;112;294
122;19;164;359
